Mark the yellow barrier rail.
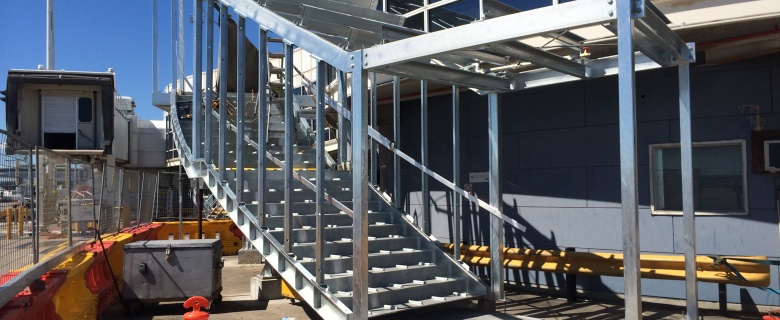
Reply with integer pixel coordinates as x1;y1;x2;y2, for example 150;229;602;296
441;243;770;287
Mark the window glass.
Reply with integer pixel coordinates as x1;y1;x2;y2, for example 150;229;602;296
651;141;745;214
78;98;92;122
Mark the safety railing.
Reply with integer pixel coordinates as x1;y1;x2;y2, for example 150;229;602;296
0;129;159;308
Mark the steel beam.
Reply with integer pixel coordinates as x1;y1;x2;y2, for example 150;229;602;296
679;61;697;320
218;2;228;182
257;28;268;226
351;52;369;320
379;61;511;91
487;92;504;301
284;43;294;254
617;0;642;317
205;0;214;164
362;0;615;68
392;76;401;208
452;85;461;261
420;80;430;234
222;0;352;70
236;16;246;204
486;41;588;78
315;59;327;288
513;53;661;89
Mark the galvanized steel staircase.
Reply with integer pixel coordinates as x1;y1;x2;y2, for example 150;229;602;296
170;4;487;316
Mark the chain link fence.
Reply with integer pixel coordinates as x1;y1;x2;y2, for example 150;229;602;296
155;171;198;221
98;165;122;235
139;172;158;226
0;132;34;281
35;148;71;259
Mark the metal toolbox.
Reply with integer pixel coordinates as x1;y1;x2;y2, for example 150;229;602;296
122;239;223;303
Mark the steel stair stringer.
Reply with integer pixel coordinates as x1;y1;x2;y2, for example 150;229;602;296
169;104;355;320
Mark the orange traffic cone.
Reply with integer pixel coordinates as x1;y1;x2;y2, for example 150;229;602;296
183;296;210;320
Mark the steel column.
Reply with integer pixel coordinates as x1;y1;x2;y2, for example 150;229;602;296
178;166;183;238
171;0;178;93
617;0;642;317
192;0;203;159
392;76;401;207
315;59;327;288
204;0;214;164
452;85;461;261
46;0;54;69
218;2;228;182
679;61;697;319
236;15;246;204
284;43;294;254
370;72;378;185
257;28;268;226
420;80;429;234
487;92;504;301
152;0;158;91
178;0;185;89
351;52;369;320
33;147;40;263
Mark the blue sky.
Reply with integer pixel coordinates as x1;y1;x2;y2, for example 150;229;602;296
1;1;183;126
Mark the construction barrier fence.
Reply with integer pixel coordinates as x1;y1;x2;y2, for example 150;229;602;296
0;131;34;280
155;170;198;221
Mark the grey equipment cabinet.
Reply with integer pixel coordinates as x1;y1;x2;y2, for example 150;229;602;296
122;239;223;304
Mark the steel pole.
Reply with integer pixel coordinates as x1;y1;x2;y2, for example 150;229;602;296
257;28;268;227
152;0;158;92
370;72;377;185
617;0;642;317
452;85;461;261
392;76;401;208
218;2;228;182
338;71;349;166
284;43;294;253
46;0;55;70
351;51;369;320
679;61;698;320
487;92;504;302
315;59;327;289
66;158;72;247
192;0;203;159
236;15;246;206
420;80;429;234
178;0;185;90
171;0;178;94
204;0;214;163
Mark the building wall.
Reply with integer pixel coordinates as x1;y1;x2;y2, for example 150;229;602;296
379;53;780;306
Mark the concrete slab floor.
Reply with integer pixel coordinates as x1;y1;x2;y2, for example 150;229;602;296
104;256;768;320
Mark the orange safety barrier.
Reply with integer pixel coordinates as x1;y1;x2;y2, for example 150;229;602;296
0;270;67;320
155;221;243;255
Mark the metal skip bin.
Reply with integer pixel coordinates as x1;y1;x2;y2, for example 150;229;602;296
122;239;223;305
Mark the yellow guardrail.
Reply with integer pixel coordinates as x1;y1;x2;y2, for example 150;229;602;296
442;243;771;287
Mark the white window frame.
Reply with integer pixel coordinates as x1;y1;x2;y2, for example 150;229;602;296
649;139;748;216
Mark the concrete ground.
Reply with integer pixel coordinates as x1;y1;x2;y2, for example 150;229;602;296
105;256;769;320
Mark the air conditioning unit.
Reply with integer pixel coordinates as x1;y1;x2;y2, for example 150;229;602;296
764;140;780;173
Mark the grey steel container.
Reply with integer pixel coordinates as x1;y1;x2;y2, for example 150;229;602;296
122;239;223;302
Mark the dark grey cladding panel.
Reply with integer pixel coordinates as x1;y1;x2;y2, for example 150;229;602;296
427;101;455;143
637;208;674;252
749;172;776;210
504;168;587;208
584;80;619;126
669;116;751;142
673;208;780;257
465;102;488;137
517;127;590;169
586;166;621;208
502;85;586;132
461;136;489;172
637;121;671;166
638;164;651;209
691;66;772;119
504;207;624;251
635;74;679;122
502;133;520;171
773;65;780;113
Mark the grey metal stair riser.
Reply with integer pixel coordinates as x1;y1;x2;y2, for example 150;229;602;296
325;264;448;293
290;237;421;258
298;250;434;274
264;211;393;229
268;224;407;243
336;278;468;310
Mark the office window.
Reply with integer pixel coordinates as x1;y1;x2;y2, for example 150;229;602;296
78;98;92;122
650;140;747;215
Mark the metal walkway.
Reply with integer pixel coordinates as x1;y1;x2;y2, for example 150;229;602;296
164;0;695;319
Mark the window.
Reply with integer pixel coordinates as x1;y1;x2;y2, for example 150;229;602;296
650;140;747;215
78;98;92;122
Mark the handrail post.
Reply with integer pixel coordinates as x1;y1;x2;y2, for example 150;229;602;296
236;15;246;207
370;72;377;185
218;1;228;183
284;42;294;254
257;28;268;227
420;80;429;234
392;76;401;208
315;59;327;306
452;85;460;261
